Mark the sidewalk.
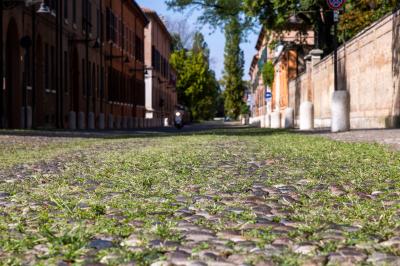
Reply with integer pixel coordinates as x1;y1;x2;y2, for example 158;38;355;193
313;129;400;150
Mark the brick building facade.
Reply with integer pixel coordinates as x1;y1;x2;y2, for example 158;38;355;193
0;0;175;129
142;8;177;125
248;27;313;128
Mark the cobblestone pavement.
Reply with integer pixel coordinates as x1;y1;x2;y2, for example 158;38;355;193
0;127;400;265
315;129;400;150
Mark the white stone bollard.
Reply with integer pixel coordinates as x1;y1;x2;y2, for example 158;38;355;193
331;90;350;132
108;114;114;129
88;112;95;130
284;108;294;129
78;112;85;129
271;111;281;129
260;115;266;128
300;101;314;130
265;114;271;128
164;118;169;127
98;113;105;130
68;111;76;130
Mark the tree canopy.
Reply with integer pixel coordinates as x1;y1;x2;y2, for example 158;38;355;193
170;32;220;120
222;15;245;119
165;0;251;28
244;0;399;51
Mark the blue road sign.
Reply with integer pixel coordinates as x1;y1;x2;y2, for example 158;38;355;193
327;0;346;10
265;92;272;99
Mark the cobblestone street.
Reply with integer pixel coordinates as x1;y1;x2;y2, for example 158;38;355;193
0;127;400;265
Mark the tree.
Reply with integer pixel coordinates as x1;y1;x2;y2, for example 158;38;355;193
244;0;399;52
164;17;196;49
262;61;274;88
192;32;210;59
339;0;399;40
166;0;251;117
222;15;245;119
166;0;250;29
244;0;336;52
170;32;220;120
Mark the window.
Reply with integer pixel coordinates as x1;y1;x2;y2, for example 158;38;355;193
106;10;116;43
108;67;113;101
135;36;143;63
97;65;100;98
106;8;110;40
82;59;86;96
96;8;100;38
45;43;49;89
51;46;55;90
88;62;92;97
64;0;68;19
82;0;85;30
64;51;68;92
72;0;76;23
101;11;105;42
88;1;92;33
115;17;119;45
100;67;104;98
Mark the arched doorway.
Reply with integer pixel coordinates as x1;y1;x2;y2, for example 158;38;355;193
35;35;44;127
5;19;21;128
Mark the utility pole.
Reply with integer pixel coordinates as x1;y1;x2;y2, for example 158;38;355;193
333;10;339;91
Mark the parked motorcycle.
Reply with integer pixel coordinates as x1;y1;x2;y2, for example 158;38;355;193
174;110;184;129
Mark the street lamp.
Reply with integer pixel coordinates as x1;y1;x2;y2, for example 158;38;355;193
36;1;51;14
129;66;152;75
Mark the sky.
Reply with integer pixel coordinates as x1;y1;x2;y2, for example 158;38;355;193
136;0;259;81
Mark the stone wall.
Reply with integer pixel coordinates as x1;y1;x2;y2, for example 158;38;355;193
289;10;400;129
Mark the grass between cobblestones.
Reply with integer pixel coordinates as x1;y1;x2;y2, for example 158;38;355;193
0;128;399;265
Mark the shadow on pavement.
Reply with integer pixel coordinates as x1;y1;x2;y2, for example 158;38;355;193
0;122;289;139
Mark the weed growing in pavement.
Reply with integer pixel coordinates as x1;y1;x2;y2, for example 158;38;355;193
0;129;400;264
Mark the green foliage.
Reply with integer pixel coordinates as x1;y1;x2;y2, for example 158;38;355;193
165;0;252;30
170;33;220;120
171;32;184;51
339;0;399;40
262;61;275;88
240;104;250;115
166;0;255;120
222;16;245;119
244;0;399;52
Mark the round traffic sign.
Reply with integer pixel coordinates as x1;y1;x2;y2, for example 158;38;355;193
327;0;346;10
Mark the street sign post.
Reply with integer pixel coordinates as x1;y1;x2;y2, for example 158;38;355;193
326;0;346;10
265;91;272;102
327;0;346;92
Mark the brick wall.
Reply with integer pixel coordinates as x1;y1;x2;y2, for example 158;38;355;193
289;10;400;129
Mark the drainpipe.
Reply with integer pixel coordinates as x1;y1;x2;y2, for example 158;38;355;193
59;0;63;128
31;4;36;128
85;0;90;126
0;0;4;128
